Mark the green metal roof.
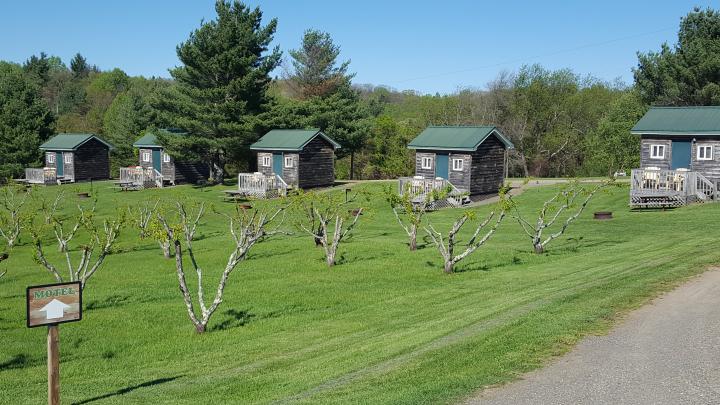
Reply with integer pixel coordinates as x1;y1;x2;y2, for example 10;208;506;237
631;106;720;135
133;133;161;148
250;129;341;151
407;126;514;151
39;133;113;151
133;129;188;148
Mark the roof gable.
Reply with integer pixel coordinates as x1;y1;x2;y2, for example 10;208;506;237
250;129;341;151
40;134;113;151
632;106;720;135
407;126;514;151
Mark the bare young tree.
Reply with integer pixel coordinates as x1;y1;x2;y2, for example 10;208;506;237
385;184;450;251
0;184;31;248
424;203;508;274
129;201;171;259
32;201;125;288
512;180;611;254
157;202;286;333
293;191;364;267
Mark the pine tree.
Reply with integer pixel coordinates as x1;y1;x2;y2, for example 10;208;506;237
286;29;354;99
0;62;55;178
152;1;281;183
70;53;90;78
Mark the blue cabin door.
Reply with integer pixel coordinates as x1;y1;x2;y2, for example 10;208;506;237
152;149;162;172
435;153;449;179
671;140;691;169
272;153;283;178
56;152;63;176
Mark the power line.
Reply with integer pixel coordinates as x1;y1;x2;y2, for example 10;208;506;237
391;26;675;85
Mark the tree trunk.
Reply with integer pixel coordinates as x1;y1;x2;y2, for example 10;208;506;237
444;261;454;274
350;151;355;180
409;225;417;251
534;243;544;254
160;241;171;259
326;250;335;267
195;323;206;334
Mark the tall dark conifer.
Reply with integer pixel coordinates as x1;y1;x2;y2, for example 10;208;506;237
153;1;281;182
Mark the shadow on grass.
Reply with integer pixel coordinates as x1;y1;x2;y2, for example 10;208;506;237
71;376;183;405
85;295;130;311
0;354;40;371
211;309;257;331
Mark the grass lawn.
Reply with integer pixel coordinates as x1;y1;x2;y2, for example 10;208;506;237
1;180;719;404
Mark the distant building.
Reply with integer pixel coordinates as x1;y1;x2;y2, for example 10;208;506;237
630;106;720;207
36;133;112;183
132;130;209;186
406;126;514;196
249;129;341;189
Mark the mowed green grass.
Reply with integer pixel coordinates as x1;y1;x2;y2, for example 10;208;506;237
1;180;719;404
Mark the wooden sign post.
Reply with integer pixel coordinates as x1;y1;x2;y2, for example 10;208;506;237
27;281;82;405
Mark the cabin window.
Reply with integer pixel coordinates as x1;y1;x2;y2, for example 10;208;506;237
261;156;271;167
47;153;55;164
452;158;464;171
163;153;171;163
64;154;73;164
650;144;665;159
284;156;294;168
697;145;713;161
142;151;151;162
421;156;433;170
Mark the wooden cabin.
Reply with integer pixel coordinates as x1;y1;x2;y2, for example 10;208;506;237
129;130;209;187
630;106;720;208
26;134;112;184
234;129;340;198
400;126;514;206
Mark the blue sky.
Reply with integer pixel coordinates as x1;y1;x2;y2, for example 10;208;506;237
1;1;717;94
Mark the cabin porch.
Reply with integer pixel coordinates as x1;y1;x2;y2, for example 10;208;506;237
116;167;163;190
20;168;69;185
398;176;470;209
224;173;289;200
630;168;717;208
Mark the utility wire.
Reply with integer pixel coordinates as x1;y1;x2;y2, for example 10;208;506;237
391;26;675;84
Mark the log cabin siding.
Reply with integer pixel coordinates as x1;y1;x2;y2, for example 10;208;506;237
640;138;672;169
691;139;720;182
173;162;210;184
282;153;300;187
298;136;335;188
469;135;505;195
72;138;110;181
415;152;436;178
257;153;273;176
448;153;471;191
62;152;74;180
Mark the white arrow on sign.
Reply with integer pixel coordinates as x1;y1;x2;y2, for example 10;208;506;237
40;299;71;319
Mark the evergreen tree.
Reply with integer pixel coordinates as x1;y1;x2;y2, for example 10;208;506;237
152;1;281;183
634;7;720;105
0;62;54;178
23;52;51;85
286;29;354;99
70;53;90;78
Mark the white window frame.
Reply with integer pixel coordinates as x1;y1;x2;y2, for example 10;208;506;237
163;153;171;163
261;155;271;167
64;153;73;164
697;145;713;161
47;153;55;164
284;156;294;168
452;158;464;171
650;144;665;159
421;156;433;170
142;151;151;163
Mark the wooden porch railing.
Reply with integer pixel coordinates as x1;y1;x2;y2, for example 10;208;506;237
25;168;57;184
237;173;288;198
630;168;717;206
119;167;163;188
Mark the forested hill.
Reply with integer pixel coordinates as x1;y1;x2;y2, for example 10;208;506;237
1;3;719;181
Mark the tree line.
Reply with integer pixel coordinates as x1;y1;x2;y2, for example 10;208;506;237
1;3;719;181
